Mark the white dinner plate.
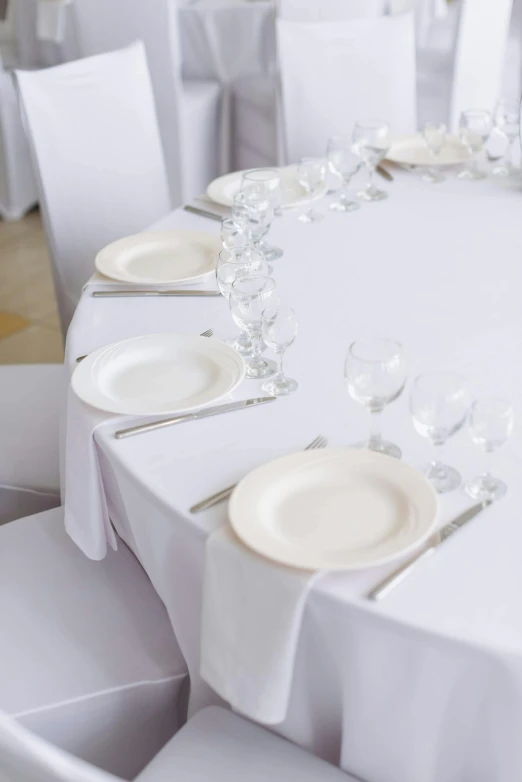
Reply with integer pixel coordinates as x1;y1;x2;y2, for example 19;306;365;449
95;231;221;285
387;134;470;167
72;333;245;415
229;448;438;571
206;165;328;209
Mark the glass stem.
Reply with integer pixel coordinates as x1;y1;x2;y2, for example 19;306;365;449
368;167;375;191
431;441;447;473
483;447;494;478
368;409;382;447
276;350;285;379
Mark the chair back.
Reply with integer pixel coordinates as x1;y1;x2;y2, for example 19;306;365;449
71;0;184;206
0;710;118;782
449;0;513;130
277;12;417;162
16;42;170;332
278;0;388;21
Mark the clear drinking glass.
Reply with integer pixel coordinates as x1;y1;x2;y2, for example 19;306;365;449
410;372;470;493
230;275;278;379
492;99;519;176
326;136;361;212
221;218;248;250
466;397;514;502
345;338;407;458
216;246;268;356
297;157;326;222
233;190;283;262
352;120;391;201
261;306;298;396
422;122;447;183
241;168;283;211
458;109;492;180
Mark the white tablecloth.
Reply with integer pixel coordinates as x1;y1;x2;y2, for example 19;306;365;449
64;168;522;782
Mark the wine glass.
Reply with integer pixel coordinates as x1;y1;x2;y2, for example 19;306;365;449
492;99;519;177
466;397;514;502
216;246;268;356
241;168;283;212
458;109;492;180
345;338;407;458
261;306;298;396
230;275;278;379
352;120;391;201
221;218;248;250
233;190;282;263
297;157;326;222
422;122;447;183
410;372;470;493
326;136;361;212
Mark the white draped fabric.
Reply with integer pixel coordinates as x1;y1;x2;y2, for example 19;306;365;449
278;13;417;162
64;168;522;782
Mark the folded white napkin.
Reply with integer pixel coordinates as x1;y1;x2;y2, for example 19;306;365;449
64;387;120;560
37;0;71;43
200;525;322;724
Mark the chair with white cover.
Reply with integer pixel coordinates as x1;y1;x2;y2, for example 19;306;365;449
0;505;188;779
276;1;417;163
15;42;171;333
0;364;62;525
71;0;221;205
0;701;362;782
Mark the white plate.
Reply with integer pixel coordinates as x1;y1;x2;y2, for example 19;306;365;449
387;134;470;167
95;231;221;285
206;166;328;209
229;448;438;571
72;333;245;415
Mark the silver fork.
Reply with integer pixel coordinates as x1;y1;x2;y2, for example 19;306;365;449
189;434;328;514
75;328;214;363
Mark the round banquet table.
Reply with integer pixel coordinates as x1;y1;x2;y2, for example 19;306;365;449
65;168;522;782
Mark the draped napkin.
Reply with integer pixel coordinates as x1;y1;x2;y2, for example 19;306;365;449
37;0;71;44
201;525;322;724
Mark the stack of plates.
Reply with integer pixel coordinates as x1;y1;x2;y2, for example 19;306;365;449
230;448;438;570
95;230;221;285
206;165;328;210
72;334;245;415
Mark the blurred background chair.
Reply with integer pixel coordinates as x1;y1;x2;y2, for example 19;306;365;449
16;41;170;332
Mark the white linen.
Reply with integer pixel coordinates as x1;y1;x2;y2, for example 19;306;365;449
0;69;37;221
36;0;70;43
0;506;187;779
16;42;171;332
201;525;321;724
278;13;417;163
65;174;522;781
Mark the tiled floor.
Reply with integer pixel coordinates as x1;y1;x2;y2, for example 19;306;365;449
0;209;63;364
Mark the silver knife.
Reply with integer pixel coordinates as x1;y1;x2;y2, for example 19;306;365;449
376;164;394;182
92;290;221;298
183;204;223;222
367;501;490;601
114;396;276;439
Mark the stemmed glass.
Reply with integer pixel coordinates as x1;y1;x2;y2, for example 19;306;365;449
297;158;326;222
410;372;470;493
261;306;298;396
326;136;361;212
344;338;407;459
233;191;282;262
352;120;391;201
492;99;519;176
216;246;268;356
466;397;514;502
458;109;492;180
230;275;278;379
221;218;247;250
422;122;447;183
241;168;283;212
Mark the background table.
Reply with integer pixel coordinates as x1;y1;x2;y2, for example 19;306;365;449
65;168;522;782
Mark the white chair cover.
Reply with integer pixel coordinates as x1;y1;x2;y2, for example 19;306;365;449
278;0;387;21
278;12;417;162
449;0;514;130
0;704;360;782
15;42;170;332
71;0;184;206
0;364;62;525
0;67;38;220
0;506;187;780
